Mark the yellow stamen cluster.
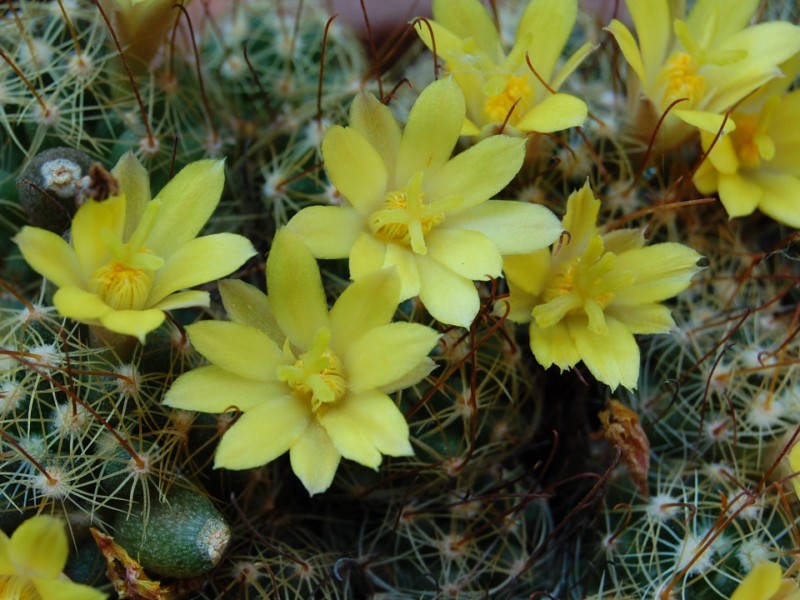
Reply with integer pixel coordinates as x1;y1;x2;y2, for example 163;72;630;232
662;52;706;108
89;259;154;310
369;173;445;254
729;114;762;169
278;329;347;413
483;75;532;125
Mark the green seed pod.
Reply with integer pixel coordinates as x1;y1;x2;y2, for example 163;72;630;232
112;483;230;579
16;147;93;233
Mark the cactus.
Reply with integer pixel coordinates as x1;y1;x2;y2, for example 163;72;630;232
1;0;800;598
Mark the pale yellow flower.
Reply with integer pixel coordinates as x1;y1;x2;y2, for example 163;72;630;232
415;0;592;136
164;230;440;495
503;183;701;391
694;84;800;228
0;515;106;600
286;78;563;327
731;562;800;600
15;153;256;343
101;0;188;67
607;0;800;151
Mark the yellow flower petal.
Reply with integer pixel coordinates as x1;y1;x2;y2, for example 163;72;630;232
446;200;563;254
148;233;256;304
146;159;224;258
71;195;125;275
503;250;551;298
349;231;388;282
529;320;581;371
711;23;800;111
751;172;800;229
417;253;480;327
321;390;413;468
186;321;285;382
424;135;525;210
675;110;734;137
515;93;587;132
612;243;701;305
605;19;646;84
790;442;800;501
218;279;283;342
551;40;595;91
501;277;538;323
33;577;107;600
9;516;67;578
53;286;111;321
14;227;83;289
561;182;601;260
164;365;279;413
349;92;402;177
601;229;645;255
717;172;762;218
426;228;502;281
285;206;363;259
414;18;468;65
380;357;437;394
624;0;670;84
321;126;388;212
515;0;577;83
0;531;11;574
99;309;165;343
267;230;329;349
112;151;152;241
346;322;439;394
329;268;401;351
606;303;676;335
731;561;782;600
289;421;341;496
432;0;502;60
396;78;466;185
570;315;640;391
215;398;310;470
151;290;209;311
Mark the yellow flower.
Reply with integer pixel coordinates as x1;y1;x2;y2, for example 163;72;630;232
607;0;800;151
694;86;800;228
731;562;800;600
286;78;563;327
415;0;592;136
503;182;701;391
14;153;256;343
0;515;107;600
101;0;188;68
164;230;440;495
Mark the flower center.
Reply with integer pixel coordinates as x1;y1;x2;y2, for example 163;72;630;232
534;236;622;335
484;74;531;125
278;328;346;413
368;172;444;255
661;52;705;109
89;259;155;310
729;113;763;169
0;576;39;599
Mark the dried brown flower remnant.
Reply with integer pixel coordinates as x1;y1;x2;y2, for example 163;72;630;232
599;399;651;497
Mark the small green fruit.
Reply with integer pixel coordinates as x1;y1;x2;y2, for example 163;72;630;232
112;483;230;579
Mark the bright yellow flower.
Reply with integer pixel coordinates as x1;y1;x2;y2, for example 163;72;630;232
503;183;701;391
286;78;563;327
731;562;800;600
101;0;188;67
0;515;107;600
694;86;800;228
607;0;800;151
164;230;440;495
14;153;256;343
415;0;592;136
